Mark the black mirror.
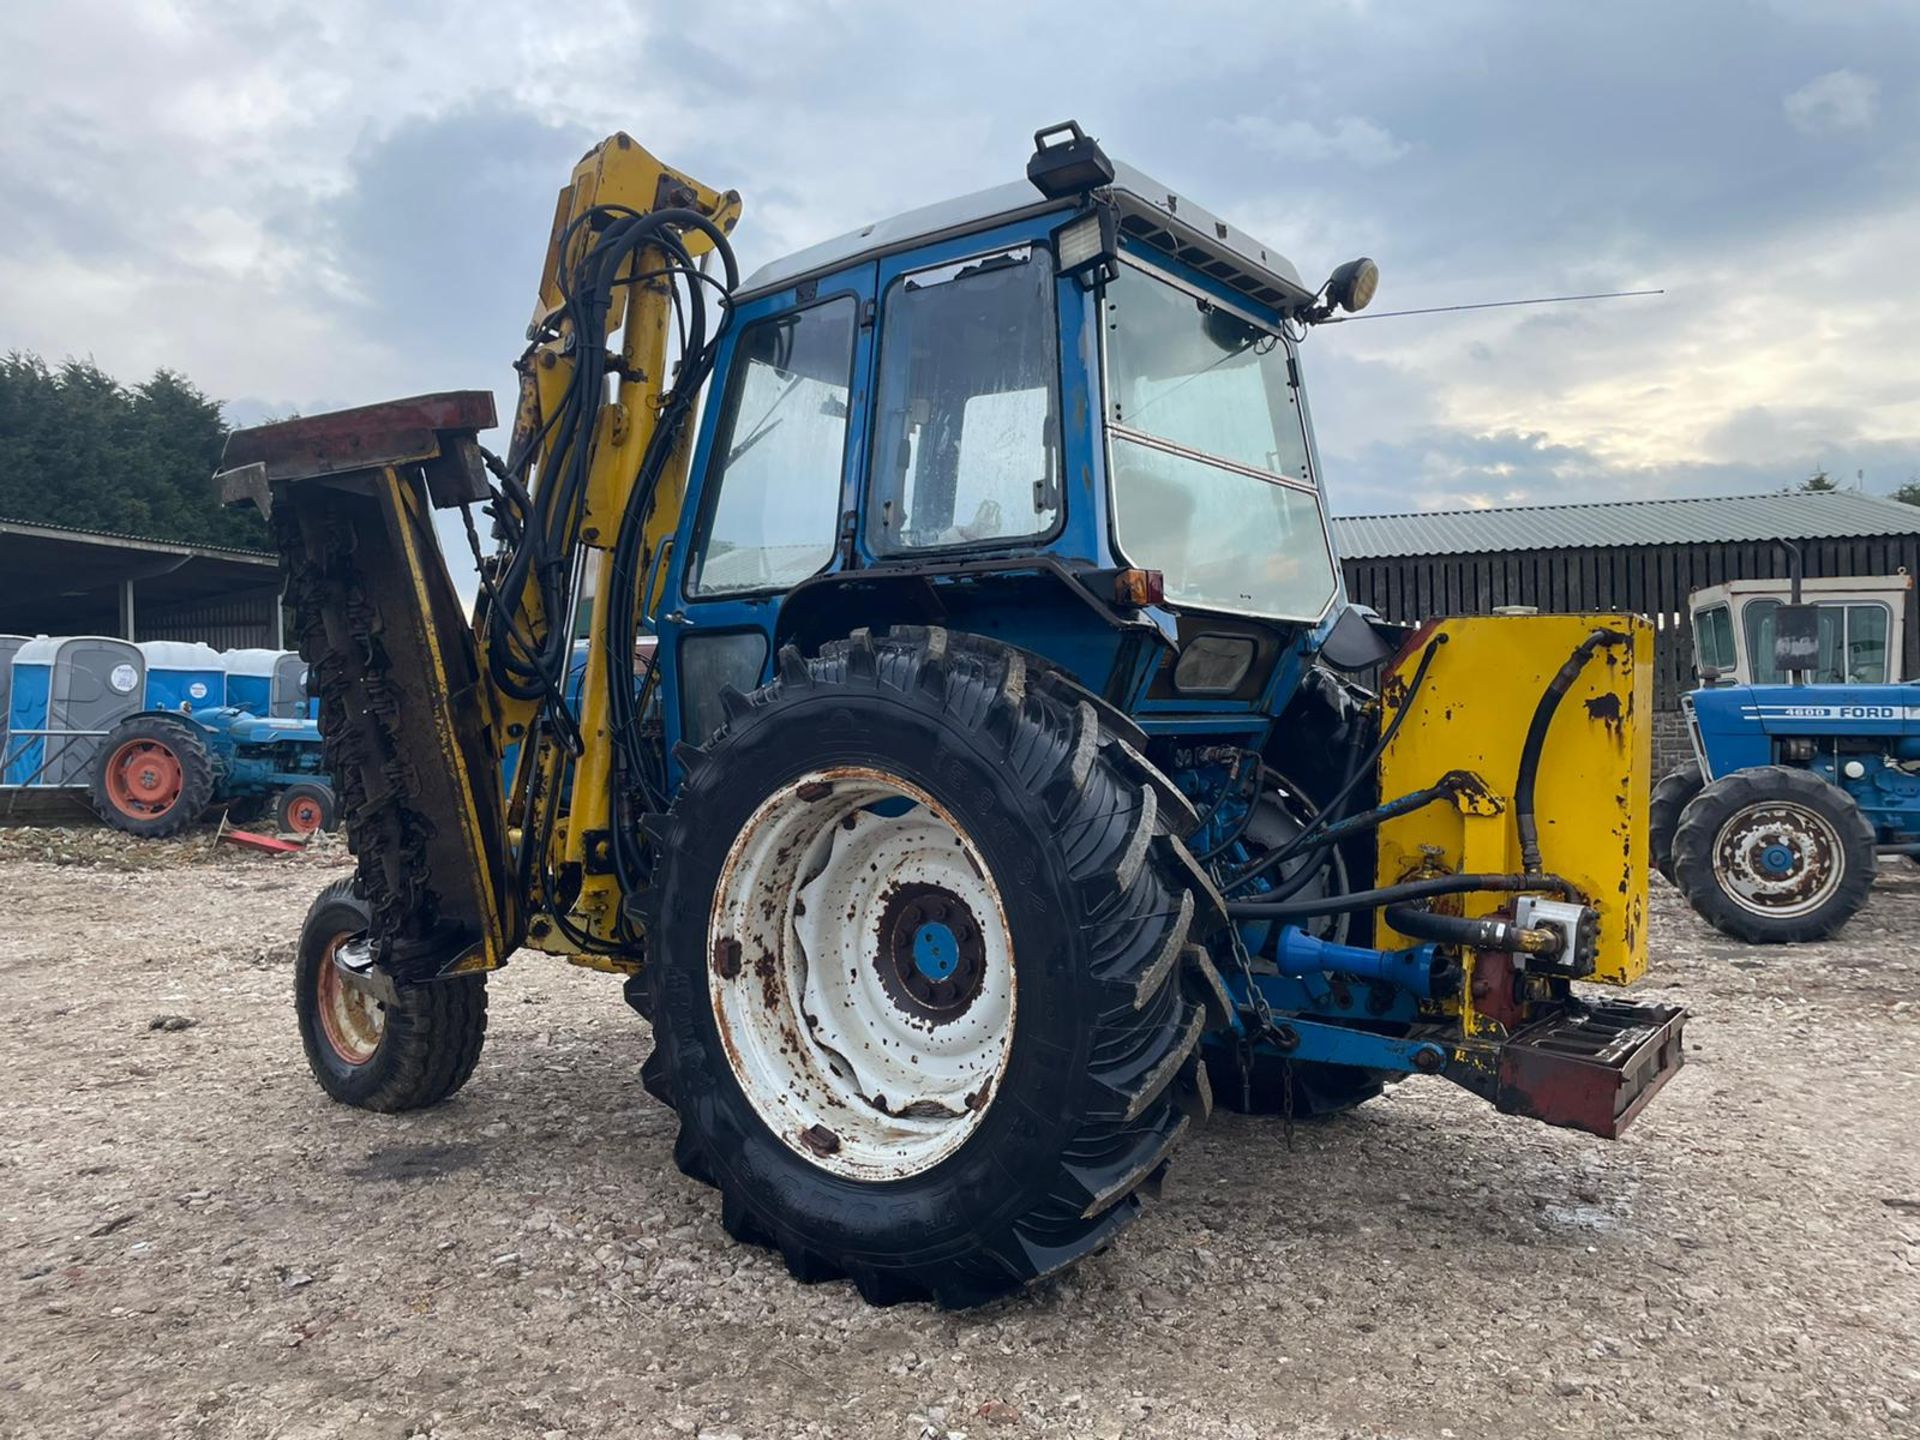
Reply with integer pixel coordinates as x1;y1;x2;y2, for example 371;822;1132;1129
1772;603;1822;677
1201;305;1263;355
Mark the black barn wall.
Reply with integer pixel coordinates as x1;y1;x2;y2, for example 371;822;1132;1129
1340;536;1920;710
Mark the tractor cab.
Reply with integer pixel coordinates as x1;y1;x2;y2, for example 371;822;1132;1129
1690;574;1911;686
653;126;1371;764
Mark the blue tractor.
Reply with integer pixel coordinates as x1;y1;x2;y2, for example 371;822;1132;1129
1655;683;1914;942
90;707;336;838
1652;572;1916;942
216;124;1687;1306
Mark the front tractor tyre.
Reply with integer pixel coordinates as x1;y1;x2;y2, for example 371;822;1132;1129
643;629;1221;1308
1671;765;1876;944
1648;761;1705;883
294;878;488;1111
276;781;338;836
90;714;217;838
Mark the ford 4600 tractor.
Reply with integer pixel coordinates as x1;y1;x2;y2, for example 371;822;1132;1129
1658;680;1917;942
215;124;1685;1306
1653;567;1916;941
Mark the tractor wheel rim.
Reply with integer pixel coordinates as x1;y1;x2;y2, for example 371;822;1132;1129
708;766;1016;1181
316;934;385;1064
105;739;182;817
1711;800;1845;918
287;797;322;834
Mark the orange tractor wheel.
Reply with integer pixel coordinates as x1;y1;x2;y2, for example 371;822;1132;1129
90;715;216;838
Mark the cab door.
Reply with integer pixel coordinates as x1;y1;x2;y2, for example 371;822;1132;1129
653;263;876;778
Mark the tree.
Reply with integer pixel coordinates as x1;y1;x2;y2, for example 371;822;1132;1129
0;351;268;549
1800;468;1839;493
1892;478;1920;508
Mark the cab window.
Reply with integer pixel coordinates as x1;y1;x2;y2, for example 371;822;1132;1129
867;247;1061;555
690;297;857;596
1744;599;1891;684
1104;261;1337;621
1693;605;1735;675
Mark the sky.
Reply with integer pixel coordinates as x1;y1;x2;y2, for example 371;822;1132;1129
3;0;1918;519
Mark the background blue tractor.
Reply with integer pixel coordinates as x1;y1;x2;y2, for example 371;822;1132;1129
1652;569;1917;941
3;633;335;836
89;706;336;838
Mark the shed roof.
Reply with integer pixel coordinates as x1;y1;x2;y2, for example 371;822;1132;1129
0;517;278;636
1330;491;1920;560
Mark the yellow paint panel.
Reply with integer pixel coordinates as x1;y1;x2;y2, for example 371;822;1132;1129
1374;613;1652;985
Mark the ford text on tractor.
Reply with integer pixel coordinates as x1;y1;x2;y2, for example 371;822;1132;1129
216;125;1686;1306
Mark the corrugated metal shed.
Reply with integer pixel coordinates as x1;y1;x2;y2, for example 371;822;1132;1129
0;516;280;646
1332;491;1920;560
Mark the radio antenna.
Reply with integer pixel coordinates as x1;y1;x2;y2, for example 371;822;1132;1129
1318;288;1664;324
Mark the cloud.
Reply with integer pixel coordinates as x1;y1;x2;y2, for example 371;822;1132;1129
1223;114;1412;170
309;99;599;384
1320;421;1920;518
1783;69;1880;136
3;0;1920;561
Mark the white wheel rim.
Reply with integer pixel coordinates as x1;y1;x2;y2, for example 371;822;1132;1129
1711;800;1846;918
708;766;1016;1181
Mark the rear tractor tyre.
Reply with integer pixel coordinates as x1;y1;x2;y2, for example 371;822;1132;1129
1648;761;1705;883
294;878;488;1111
643;628;1221;1308
89;714;217;838
276;781;338;836
1671;765;1876;944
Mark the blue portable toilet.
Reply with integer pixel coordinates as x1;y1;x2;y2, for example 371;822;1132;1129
0;635;27;773
225;649;313;718
278;653;314;719
223;649;274;715
5;636;145;786
139;641;225;713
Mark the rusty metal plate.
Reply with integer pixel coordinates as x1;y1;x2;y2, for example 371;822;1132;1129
221;391;498;483
1495;998;1686;1138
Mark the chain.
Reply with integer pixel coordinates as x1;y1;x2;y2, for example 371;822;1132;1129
1281;1058;1295;1151
1224;924;1295;1151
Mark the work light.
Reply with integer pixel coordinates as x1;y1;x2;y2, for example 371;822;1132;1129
1052;205;1119;288
1326;257;1380;313
1027;120;1115;198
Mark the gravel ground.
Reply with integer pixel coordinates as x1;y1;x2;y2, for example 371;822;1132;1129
0;827;1916;1440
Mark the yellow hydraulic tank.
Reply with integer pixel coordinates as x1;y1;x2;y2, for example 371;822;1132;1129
1373;613;1653;986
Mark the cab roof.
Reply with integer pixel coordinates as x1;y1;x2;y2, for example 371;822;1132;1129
737;160;1314;316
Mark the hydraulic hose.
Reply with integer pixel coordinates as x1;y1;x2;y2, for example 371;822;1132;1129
1514;627;1629;872
1382;902;1559;955
1221;634;1447;898
1224;870;1575;921
1247;772;1476;872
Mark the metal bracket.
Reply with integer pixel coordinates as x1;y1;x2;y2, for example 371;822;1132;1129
331;936;399;1007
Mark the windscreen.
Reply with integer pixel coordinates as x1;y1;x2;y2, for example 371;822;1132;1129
1105;262;1337;621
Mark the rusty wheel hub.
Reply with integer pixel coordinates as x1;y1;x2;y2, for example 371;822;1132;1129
315;935;386;1065
876;882;988;1024
708;767;1016;1181
1711;799;1844;918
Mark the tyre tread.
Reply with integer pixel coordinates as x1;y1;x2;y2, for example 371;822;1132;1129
646;628;1209;1307
295;877;488;1113
1670;764;1877;944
